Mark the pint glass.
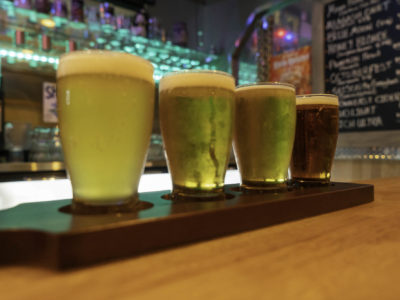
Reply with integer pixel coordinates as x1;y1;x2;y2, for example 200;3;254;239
57;50;155;212
290;94;339;184
233;82;296;190
159;70;235;199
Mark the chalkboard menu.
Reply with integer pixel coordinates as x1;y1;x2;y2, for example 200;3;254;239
325;0;400;132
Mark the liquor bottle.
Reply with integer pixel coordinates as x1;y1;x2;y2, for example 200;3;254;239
0;60;6;161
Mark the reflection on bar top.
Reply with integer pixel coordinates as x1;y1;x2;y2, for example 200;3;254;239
0;161;168;173
0;170;241;211
0;162;65;173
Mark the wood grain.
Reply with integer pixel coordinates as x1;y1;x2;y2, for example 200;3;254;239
1;177;399;300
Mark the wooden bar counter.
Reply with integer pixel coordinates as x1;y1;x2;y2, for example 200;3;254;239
1;177;399;299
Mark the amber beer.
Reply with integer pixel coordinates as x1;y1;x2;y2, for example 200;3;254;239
290;94;339;183
57;50;154;211
159;70;235;198
233;83;296;189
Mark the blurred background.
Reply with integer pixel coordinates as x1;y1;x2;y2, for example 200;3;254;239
0;0;398;181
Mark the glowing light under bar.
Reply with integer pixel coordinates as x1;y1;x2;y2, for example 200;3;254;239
0;48;58;65
0;46;231;83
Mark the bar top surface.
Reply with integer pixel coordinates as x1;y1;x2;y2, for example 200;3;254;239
0;176;398;299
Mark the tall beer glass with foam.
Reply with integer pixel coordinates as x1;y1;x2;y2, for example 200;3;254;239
57;50;155;212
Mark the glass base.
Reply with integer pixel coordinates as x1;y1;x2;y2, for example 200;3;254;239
241;180;288;193
169;185;226;201
71;195;140;214
291;178;331;187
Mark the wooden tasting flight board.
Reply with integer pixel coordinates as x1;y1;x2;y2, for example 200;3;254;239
0;182;373;269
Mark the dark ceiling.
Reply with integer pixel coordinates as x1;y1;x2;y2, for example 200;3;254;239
93;0;156;11
185;0;229;4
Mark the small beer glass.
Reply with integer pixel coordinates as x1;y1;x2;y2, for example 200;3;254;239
159;70;235;199
233;82;296;190
290;94;339;184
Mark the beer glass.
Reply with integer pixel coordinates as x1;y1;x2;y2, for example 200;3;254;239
159;70;235;199
233;82;296;190
57;50;155;212
290;94;339;184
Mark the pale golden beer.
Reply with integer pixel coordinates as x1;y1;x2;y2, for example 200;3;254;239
57;50;154;211
233;83;296;190
291;94;339;184
159;70;235;198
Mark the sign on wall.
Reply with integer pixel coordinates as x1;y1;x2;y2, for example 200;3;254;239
325;0;400;132
43;82;58;123
269;46;312;95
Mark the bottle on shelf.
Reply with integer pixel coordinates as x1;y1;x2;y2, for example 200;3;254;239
13;0;32;9
0;60;5;162
99;2;115;33
132;10;147;37
51;0;68;18
34;0;50;14
70;0;84;23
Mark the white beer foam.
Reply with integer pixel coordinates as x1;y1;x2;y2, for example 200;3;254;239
235;83;295;93
57;50;154;84
296;94;339;106
159;71;235;92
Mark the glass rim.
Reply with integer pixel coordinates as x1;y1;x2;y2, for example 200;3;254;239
296;94;338;98
59;49;154;70
236;82;295;90
161;69;234;79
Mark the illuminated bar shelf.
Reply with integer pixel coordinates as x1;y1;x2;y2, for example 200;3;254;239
0;1;257;83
